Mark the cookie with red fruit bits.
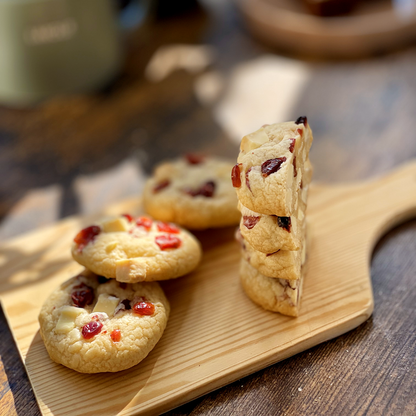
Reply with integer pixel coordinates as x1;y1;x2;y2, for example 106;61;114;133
143;154;241;229
232;117;313;217
71;214;202;283
238;159;313;253
38;269;170;373
239;257;304;317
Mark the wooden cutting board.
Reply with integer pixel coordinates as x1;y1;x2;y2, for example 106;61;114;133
1;162;416;416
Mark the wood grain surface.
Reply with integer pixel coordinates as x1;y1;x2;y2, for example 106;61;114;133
1;162;415;415
1;0;416;415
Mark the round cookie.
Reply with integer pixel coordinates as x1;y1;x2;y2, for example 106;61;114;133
143;154;241;229
38;270;170;373
239;257;303;317
71;214;202;283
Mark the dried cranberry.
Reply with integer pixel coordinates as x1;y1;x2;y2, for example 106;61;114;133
293;157;297;177
121;299;131;310
243;216;260;229
81;321;103;339
295;116;307;126
185;153;204;164
133;300;155;316
157;222;180;234
71;283;94;308
261;158;286;177
245;168;252;191
155;235;181;250
110;329;121;342
277;217;291;232
296;128;303;137
199;181;215;197
231;164;242;188
184;181;216;198
153;179;170;193
122;214;133;222
74;225;101;252
136;216;152;231
266;250;280;257
300;180;303;189
97;275;110;284
289;138;296;153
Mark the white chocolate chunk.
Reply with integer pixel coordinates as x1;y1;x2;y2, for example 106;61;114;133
116;259;147;282
93;294;120;317
240;128;269;153
102;217;130;233
55;306;85;334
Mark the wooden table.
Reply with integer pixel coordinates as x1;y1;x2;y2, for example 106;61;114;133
0;1;415;415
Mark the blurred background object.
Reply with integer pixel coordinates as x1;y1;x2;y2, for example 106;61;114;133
237;0;416;58
0;0;121;106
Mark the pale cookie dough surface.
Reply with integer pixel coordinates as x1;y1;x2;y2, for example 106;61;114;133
236;225;307;280
240;257;304;317
143;155;241;229
38;270;170;373
233;119;313;216
238;159;312;253
71;215;202;282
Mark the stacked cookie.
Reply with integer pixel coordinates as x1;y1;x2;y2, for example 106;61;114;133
38;214;202;373
232;117;313;317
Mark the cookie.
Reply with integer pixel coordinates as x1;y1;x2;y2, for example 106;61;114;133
38;270;170;373
71;214;202;283
231;118;313;216
239;201;305;252
236;225;307;280
143;154;241;229
238;160;312;253
239;257;304;317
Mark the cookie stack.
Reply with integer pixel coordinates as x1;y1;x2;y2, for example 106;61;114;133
38;214;202;373
232;117;313;317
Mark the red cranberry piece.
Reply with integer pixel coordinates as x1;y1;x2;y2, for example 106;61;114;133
277;217;291;232
71;283;94;308
261;158;287;177
296;128;303;137
293;157;297;177
184;181;216;198
136;216;152;231
231;164;242;188
133;300;155;316
245;168;252;191
81;321;103;339
289;138;296;153
153;179;170;193
157;222;180;234
74;225;101;252
110;329;121;342
185;153;204;164
295;116;307;126
155;235;182;250
121;299;131;310
243;216;260;229
199;181;215;197
122;214;133;222
266;249;281;257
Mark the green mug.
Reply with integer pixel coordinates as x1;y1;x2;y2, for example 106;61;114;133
0;0;122;106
